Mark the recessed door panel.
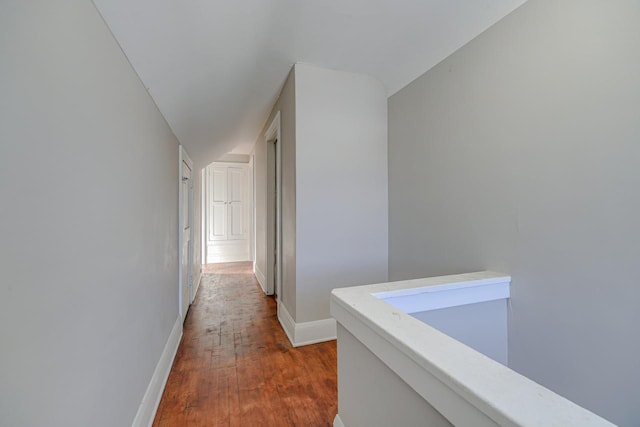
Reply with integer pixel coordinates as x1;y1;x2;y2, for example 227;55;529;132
212;167;227;202
228;167;244;202
211;204;227;240
210;167;228;241
228;202;244;240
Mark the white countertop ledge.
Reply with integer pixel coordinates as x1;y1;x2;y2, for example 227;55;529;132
330;271;616;427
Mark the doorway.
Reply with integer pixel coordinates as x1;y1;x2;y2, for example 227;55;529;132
179;146;194;323
264;112;282;298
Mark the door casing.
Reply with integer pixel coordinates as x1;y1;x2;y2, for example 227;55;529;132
178;146;194;322
264;112;282;298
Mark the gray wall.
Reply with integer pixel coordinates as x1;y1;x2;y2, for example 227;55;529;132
280;70;298;315
295;64;389;322
0;1;180;426
388;1;640;425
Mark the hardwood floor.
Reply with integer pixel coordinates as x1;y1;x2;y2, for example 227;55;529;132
153;262;337;426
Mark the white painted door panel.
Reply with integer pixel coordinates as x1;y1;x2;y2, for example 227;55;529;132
228;167;245;240
213;167;227;200
206;163;249;263
210;167;227;241
229;203;244;239
228;167;244;201
211;204;226;239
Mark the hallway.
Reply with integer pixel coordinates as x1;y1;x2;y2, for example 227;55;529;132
153;262;337;426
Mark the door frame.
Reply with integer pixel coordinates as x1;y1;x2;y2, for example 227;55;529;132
264;112;282;298
201;167;206;274
178;145;194;322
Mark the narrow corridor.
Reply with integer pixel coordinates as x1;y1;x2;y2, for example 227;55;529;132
153;262;337;426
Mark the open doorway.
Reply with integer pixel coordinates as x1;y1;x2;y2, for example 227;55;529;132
178;146;194;323
264;112;282;298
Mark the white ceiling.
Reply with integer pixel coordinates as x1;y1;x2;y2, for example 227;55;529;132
93;0;526;166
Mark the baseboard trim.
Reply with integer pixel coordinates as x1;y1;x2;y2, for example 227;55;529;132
334;414;345;427
254;265;267;293
277;299;297;345
277;300;336;347
131;315;182;427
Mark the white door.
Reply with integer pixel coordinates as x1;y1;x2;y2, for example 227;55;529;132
210;166;227;241
181;159;192;322
205;163;250;263
227;167;245;240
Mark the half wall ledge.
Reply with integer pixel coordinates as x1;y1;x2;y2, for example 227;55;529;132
330;271;616;427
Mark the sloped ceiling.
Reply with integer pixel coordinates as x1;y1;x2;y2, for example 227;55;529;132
93;0;527;166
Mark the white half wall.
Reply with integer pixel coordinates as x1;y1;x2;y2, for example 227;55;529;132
336;325;452;427
332;272;614;427
294;63;389;323
0;1;180;426
388;1;640;425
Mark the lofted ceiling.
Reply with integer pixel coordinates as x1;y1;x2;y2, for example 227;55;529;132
93;0;527;166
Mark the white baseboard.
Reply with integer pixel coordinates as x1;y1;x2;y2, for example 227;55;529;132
334;414;345;427
131;316;183;427
254;264;267;293
277;300;297;344
277;300;336;347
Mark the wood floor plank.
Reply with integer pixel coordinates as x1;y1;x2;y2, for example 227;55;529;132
153;262;337;426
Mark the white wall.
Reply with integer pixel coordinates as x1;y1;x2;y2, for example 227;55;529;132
0;1;180;426
295;64;388;322
388;1;640;425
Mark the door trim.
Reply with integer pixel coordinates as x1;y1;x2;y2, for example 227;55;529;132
264;111;282;298
178;145;194;322
201;167;206;275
